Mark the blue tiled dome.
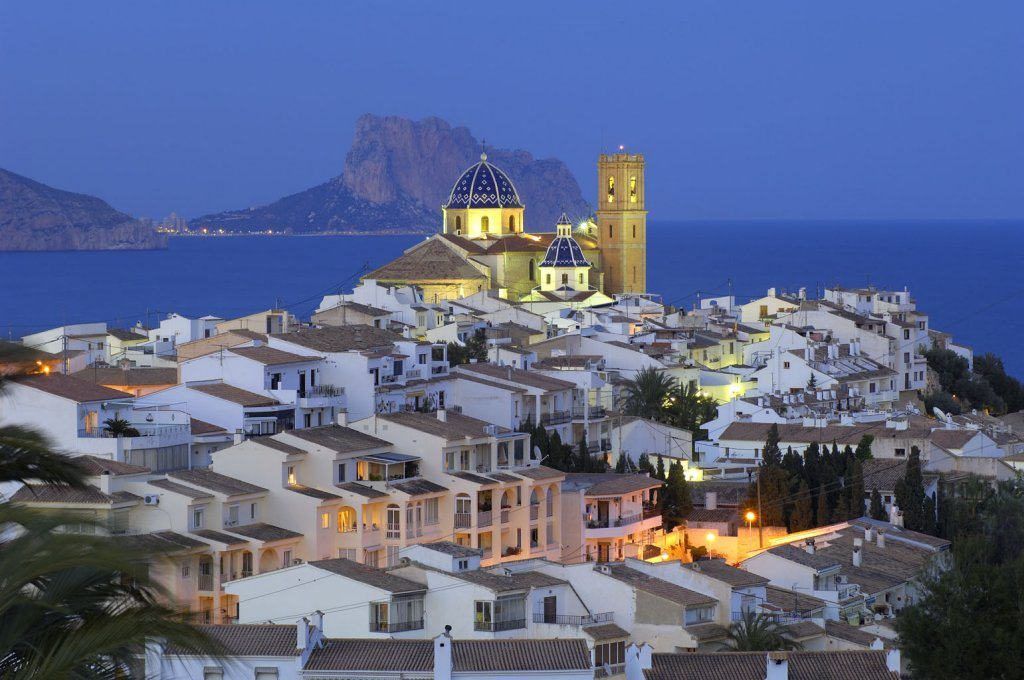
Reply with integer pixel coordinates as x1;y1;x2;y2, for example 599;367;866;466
540;213;591;267
443;153;523;210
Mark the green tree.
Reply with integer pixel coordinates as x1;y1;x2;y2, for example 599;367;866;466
102;417;141;438
662;461;693;530
655;455;666;481
620;367;676;421
854;434;874;461
896;446;928;532
815;483;828;527
762;424;782;466
974;353;1024;413
446;329;488;367
665;384;719;439
789;480;814;532
847;456;865;519
637;453;653;476
869;488;887;521
725;611;802;651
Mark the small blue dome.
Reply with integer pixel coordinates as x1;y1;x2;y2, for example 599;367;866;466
540;230;591;268
443;153;523;210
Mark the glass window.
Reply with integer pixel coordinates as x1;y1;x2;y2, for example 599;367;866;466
320;512;330;529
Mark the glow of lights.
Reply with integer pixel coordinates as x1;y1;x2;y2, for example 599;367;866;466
705;532;716;543
745;511;756;522
660;552;669;560
618;144;625;151
42;366;51;375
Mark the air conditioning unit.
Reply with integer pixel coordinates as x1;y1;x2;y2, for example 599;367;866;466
292;558;304;565
837;575;848;585
143;494;160;506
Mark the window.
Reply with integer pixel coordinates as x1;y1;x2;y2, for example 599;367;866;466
783;361;790;369
578;272;584;284
595;641;625;670
608;224;614;238
481;216;490;231
684;605;715;625
418;353;427;365
255;668;279;680
904;329;911;340
509;215;516;231
226;504;239;526
895;448;906;457
607;176;615;203
425;498;439;525
192;508;204;529
528;259;535;281
474;601;492;630
320;513;330;529
455;216;462;233
869;382;877;393
181;564;191;579
250;503;257;519
904;352;910;363
561;273;568;286
283;550;292;567
286;466;296;485
386;545;400;566
545;273;551;285
203;668;224;680
629;176;637;203
393;359;403;376
370;601;390;632
337;462;346;483
458;559;469;570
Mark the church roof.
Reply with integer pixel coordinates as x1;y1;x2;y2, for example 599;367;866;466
443;154;523;210
364;237;488;283
540;214;591;267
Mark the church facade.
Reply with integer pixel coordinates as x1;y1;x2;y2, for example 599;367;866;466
363;151;648;304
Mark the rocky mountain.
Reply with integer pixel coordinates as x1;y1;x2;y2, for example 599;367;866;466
0;169;165;251
192;115;591;234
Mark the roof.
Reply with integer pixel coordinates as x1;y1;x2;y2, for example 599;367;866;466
765;543;842;572
72;366;178;387
862;459;907;492
287;483;343;500
335;482;390;498
74;455;150;476
929;428;978;450
252;436;308;456
514;465;566;481
783;620;826;640
602;564;718;608
167;468;267;496
189;382;279;407
645;650;899;680
121;530;207;552
763;585;828;615
305;639;432;673
718;420;935;447
226;523;303;542
190;417;227;435
583;622;630;641
365;237;489;283
285;425;391;453
684;622;730;642
147;478;214;499
456;362;576;391
379;410;511;440
165;624;297;657
563;473;662;496
191;528;248;546
316;300;391;318
274;324;405;353
421;541;483;558
310;558;425;593
12;373;132;403
446;568;568;593
540;232;591;268
826;620;889;648
442;154;523;209
389;478;449;496
107;328;147;341
686;508;740;524
10;483;121;505
682;558;770;588
229;345;321;365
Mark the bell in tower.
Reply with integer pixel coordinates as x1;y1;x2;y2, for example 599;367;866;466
596;151;647;295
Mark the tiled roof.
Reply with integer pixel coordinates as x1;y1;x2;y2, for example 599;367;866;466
191;529;248;546
563;473;662;497
229;346;321;365
718;420;934;447
165;624;297;657
121;530;207;552
287;484;342;500
10;483;117;505
310;558;425;593
107;327;147;341
364;236;490;283
380;410;510;441
147;478;214;499
453;372;528;393
765;544;842;572
514;465;565;481
646;650;899;680
285;425;391;453
453;639;592;672
862;459;907;492
929;428;978;450
226;523;303;542
682;558;770;588
602;564;718;608
315;300;391;318
762;585;828;615
825;620;890;648
421;541;483;558
446;568;567;593
72;366;178;387
456;363;575;392
253;436;308;456
276;324;404;353
75;455;150;476
450;471;500;486
686;507;740;524
190;417;227;435
189;382;279;407
305;639;432;673
690;480;749;507
389;478;449;496
13;373;132;403
176;329;266;359
583;622;630;641
168;468;267;496
335;482;390;498
684;622;729;642
783;620;826;639
488;472;521;483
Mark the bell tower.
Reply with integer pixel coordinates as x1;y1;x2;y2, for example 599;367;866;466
596;152;646;295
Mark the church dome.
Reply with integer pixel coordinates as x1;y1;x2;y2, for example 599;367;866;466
443;153;524;209
540;213;591;267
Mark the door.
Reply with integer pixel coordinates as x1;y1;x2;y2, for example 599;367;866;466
298;371;307;396
543;596;557;624
597;543;610;563
597;501;610;525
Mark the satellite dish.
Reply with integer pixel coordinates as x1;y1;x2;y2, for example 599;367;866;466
932;407;948;423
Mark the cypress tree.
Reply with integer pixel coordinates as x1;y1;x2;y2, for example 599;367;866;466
614;453;627;473
896;446;927;530
848;457;866;519
762;424;782;466
790;480;814;531
855;434;875;461
637;453;652;476
869;488;887;521
655;455;666;481
662;461;693;530
815;483;829;527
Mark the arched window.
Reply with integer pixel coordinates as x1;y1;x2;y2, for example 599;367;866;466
608;224;613;238
337;507;357;533
545;487;555;517
481;216;490;232
629;176;637;203
528;259;535;281
509;215;516;231
530;489;539;506
607;176;615;203
455;215;462;234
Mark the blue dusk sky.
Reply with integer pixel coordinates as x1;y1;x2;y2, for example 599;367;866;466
1;0;1022;221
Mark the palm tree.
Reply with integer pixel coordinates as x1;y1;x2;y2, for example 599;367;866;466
102;417;141;438
620;367;676;421
0;346;217;677
665;383;718;437
724;610;803;651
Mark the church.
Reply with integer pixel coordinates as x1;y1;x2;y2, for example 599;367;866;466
363;151;648;305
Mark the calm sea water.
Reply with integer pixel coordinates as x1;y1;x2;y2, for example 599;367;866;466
2;221;1022;376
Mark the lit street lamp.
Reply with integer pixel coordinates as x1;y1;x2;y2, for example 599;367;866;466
745;510;756;531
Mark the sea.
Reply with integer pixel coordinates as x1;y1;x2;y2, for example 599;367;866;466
2;220;1022;377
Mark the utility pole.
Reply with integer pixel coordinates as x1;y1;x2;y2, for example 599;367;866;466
756;468;764;549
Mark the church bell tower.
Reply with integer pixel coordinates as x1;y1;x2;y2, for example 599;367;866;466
596;152;647;295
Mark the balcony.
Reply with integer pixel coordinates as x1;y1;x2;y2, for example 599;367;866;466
594;663;626;678
385;523;400;539
572;405;607;420
532;611;613;626
431;365;448;375
198;573;214;592
500;507;511;524
540;410;571;426
478;510;493;528
474;619;526;632
297;383;344;407
455;512;472;529
374;619;425;633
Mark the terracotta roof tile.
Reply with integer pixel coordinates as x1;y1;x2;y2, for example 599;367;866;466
602;564;718;608
13;373;132;403
165;624;298;656
189;382;279;406
284;425;391;453
310;558;425;592
229;346;321;365
647;650;899;680
225;522;303;542
167;468;267;496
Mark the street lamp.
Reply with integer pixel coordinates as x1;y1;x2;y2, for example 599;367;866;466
745;510;756;531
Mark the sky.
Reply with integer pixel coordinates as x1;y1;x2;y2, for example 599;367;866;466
2;0;1022;221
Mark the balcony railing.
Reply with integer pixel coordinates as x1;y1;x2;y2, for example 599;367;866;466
198;573;214;591
540;410;571;426
431;365;448;375
478;510;493;528
374;619;425;633
500;507;511;524
587;518;610;529
530;505;539;521
386;523;400;539
572;405;607;419
615;513;642;527
532;611;613;626
474;618;526;632
300;383;344;398
455;512;472;529
594;662;626;678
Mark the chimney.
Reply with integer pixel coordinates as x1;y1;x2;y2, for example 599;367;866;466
853;538;863;568
433;625;454;680
705;491;718;511
804;538;816;555
296;616;309;651
798;287;807;300
437;409;447;422
624;642;653;680
233;428;245;445
336;410;349;427
876;529;886;549
97;470;112;494
864;526;875;543
766;651;789;680
312;609;324;633
768;287;777;298
886;648;901;674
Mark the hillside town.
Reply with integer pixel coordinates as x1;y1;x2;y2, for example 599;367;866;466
2;152;1022;679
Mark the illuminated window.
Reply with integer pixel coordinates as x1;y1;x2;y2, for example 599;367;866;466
320;512;330;529
481;216;490;231
607;176;615;203
509;215;515;231
629;176;637;203
286;465;296;485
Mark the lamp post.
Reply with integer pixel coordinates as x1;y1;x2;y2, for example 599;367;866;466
745;510;756;531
